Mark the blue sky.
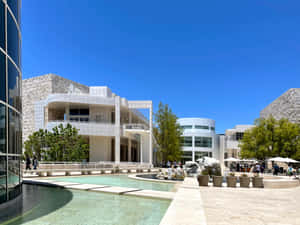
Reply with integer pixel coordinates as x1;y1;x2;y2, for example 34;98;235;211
22;1;300;133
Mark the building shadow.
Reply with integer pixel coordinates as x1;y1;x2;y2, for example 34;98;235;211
0;184;73;225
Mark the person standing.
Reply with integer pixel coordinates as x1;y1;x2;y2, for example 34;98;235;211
33;156;38;170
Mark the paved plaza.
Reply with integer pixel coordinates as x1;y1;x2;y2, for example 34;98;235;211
200;185;300;225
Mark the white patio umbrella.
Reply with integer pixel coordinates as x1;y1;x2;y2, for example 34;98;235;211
224;157;239;162
283;158;299;163
268;157;290;162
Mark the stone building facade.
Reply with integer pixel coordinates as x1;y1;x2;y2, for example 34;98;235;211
260;88;300;123
22;74;89;142
22;74;153;164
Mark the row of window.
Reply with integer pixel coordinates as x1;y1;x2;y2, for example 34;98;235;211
180;125;215;131
0;104;22;154
181;136;213;148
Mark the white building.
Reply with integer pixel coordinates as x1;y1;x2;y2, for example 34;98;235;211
178;118;218;162
22;74;153;165
225;125;254;158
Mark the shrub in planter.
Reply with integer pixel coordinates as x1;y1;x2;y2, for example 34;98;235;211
239;174;250;188
213;175;223;187
226;173;237;188
197;170;209;186
252;174;264;188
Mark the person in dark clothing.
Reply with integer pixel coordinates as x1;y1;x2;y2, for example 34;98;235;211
26;156;31;170
236;163;240;172
273;164;279;175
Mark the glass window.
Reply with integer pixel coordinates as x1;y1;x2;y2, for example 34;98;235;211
0;156;7;203
195;136;212;148
210;127;215;131
181;136;192;147
180;125;192;130
7;11;19;67
7;0;20;24
181;151;192;161
8;156;21;200
236;132;244;140
0;1;5;50
0;52;6;101
8;109;21;154
195;125;209;130
0;104;6;154
8;59;21;110
70;108;89;116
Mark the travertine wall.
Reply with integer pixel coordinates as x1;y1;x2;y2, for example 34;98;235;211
260;88;300;123
22;74;89;144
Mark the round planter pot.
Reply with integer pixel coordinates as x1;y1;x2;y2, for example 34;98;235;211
197;175;209;186
213;176;223;187
226;176;237;188
239;176;250;188
252;177;264;188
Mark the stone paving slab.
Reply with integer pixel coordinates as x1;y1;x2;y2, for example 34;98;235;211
125;190;175;200
63;184;109;190
200;186;300;225
160;177;207;225
47;181;81;186
92;186;141;194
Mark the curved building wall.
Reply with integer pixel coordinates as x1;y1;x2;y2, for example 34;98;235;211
0;0;22;205
178;118;217;162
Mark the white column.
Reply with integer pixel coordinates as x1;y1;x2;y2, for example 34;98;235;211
65;105;70;121
219;135;226;175
149;104;153;165
192;136;195;162
140;134;143;164
115;96;120;164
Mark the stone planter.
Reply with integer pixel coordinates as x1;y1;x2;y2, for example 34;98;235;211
252;177;264;188
197;175;209;186
213;176;223;187
239;176;250;188
226;176;237;188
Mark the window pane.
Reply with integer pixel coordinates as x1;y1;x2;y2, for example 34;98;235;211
210;127;215;131
8;156;21;200
0;52;5;102
7;11;19;67
8;60;21;110
195;125;209;130
0;104;6;154
0;156;7;204
7;0;20;24
180;125;192;130
0;1;5;50
181;136;192;147
195;136;212;148
8;109;21;154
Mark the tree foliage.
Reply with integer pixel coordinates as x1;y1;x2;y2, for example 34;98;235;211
153;102;183;162
240;116;300;160
24;124;89;162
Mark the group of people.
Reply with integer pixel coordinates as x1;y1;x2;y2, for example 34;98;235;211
25;156;38;170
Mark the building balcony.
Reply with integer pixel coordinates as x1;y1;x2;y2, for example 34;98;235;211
123;123;149;133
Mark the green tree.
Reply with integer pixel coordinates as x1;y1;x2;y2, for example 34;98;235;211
24;124;89;162
240;116;300;160
24;129;50;160
154;102;183;162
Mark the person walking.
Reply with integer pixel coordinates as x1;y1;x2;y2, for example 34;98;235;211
25;156;31;170
32;156;38;170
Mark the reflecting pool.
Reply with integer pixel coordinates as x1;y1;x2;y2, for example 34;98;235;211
2;184;170;225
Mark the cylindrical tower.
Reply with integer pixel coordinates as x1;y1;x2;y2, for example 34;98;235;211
0;0;22;205
178;118;217;163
